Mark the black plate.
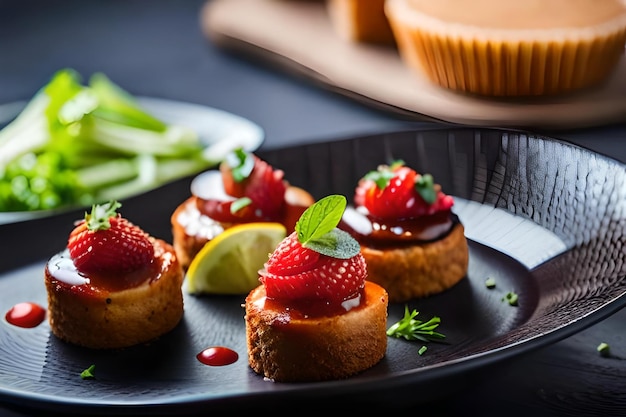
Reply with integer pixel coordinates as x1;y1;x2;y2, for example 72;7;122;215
1;128;625;415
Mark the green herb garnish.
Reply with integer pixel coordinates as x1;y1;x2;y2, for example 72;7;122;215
362;161;403;189
418;345;428;356
295;194;360;259
597;342;611;357
230;196;252;214
485;276;496;289
386;305;446;343
415;173;436;204
80;364;96;379
503;291;519;306
225;148;254;182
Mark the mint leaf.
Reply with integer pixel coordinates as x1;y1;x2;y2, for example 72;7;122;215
297;194;346;243
304;228;360;259
295;195;360;259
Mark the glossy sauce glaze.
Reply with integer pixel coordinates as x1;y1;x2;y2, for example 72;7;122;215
340;206;458;249
45;247;167;297
5;302;46;328
250;284;366;322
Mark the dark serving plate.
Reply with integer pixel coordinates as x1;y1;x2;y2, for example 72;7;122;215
1;128;624;415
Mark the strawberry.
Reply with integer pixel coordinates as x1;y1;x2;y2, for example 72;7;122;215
259;195;366;304
205;149;287;222
355;161;454;220
265;232;320;276
67;201;154;274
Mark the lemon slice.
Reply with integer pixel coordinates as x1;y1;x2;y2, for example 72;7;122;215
185;222;287;295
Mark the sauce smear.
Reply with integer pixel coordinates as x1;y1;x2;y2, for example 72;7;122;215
196;346;239;366
5;302;46;328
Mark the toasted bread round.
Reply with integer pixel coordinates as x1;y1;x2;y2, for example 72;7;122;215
45;238;184;349
363;222;468;303
245;281;388;382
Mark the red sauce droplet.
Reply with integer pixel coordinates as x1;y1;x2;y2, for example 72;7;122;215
5;302;46;328
196;346;239;366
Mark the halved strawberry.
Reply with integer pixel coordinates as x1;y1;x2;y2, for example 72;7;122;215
356;161;454;220
67;201;154;275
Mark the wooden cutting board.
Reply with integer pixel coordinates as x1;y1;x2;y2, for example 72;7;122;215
202;0;626;130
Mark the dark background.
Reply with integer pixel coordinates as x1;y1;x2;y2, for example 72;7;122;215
1;1;625;416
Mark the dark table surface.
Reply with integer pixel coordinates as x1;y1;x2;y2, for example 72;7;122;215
1;1;625;416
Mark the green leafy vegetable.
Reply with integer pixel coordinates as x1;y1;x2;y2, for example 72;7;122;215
387;305;446;343
295;194;360;259
0;68;214;212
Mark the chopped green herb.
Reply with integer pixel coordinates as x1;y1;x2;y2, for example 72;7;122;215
485;276;496;289
387;305;446;343
418;345;428;356
80;364;96;379
363;166;395;190
597;342;611;357
415;173;436;204
503;291;519;306
225;148;254;182
230;196;252;214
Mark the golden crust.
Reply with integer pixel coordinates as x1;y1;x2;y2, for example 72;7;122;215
363;222;468;303
45;239;184;349
245;281;388;382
